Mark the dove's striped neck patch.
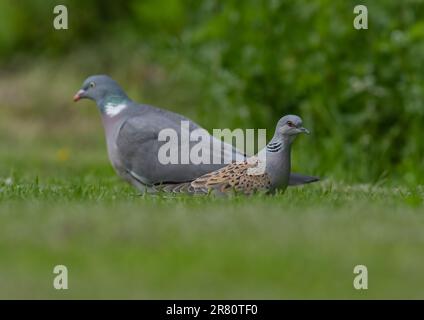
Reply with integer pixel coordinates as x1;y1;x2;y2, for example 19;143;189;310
104;102;128;117
266;141;282;153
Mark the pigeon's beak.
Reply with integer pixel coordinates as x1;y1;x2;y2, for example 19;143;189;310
73;89;85;102
298;127;310;134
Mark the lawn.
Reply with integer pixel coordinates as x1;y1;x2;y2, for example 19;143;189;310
0;174;423;299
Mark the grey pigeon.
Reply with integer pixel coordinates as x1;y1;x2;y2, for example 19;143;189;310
159;115;309;195
73;75;318;192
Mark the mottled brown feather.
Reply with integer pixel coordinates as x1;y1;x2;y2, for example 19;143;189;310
191;160;271;195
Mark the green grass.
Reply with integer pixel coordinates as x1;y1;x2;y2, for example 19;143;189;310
0;176;423;299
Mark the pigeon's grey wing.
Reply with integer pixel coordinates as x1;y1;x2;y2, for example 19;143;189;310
143;104;245;159
129;103;245;159
288;173;319;186
116;113;241;184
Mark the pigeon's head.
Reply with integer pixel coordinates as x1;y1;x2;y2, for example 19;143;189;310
276;115;309;138
73;75;129;104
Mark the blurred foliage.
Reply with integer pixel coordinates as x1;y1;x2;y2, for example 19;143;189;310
0;0;424;184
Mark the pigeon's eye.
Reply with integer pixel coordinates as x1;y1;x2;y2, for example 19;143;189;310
286;121;294;127
89;82;96;88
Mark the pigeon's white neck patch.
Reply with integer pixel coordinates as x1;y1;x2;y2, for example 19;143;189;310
104;103;127;117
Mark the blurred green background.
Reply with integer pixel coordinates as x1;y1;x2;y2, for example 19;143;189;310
0;0;424;299
0;0;423;184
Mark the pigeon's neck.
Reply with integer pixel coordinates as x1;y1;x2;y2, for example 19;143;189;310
98;95;132;118
264;136;292;188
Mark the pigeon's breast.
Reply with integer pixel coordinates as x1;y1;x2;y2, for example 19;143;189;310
102;116;128;178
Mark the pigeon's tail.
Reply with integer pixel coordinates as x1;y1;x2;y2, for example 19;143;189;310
288;173;320;186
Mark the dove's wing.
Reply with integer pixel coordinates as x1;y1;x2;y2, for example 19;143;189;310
191;160;272;195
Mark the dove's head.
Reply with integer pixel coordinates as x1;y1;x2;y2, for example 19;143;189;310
275;115;309;140
73;75;129;105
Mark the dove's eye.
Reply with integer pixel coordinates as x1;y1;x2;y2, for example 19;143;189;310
286;121;295;127
89;82;96;88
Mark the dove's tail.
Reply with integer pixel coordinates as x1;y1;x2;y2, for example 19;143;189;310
288;173;320;186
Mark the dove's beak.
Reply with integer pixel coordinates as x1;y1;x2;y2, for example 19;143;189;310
73;89;85;102
299;127;310;134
